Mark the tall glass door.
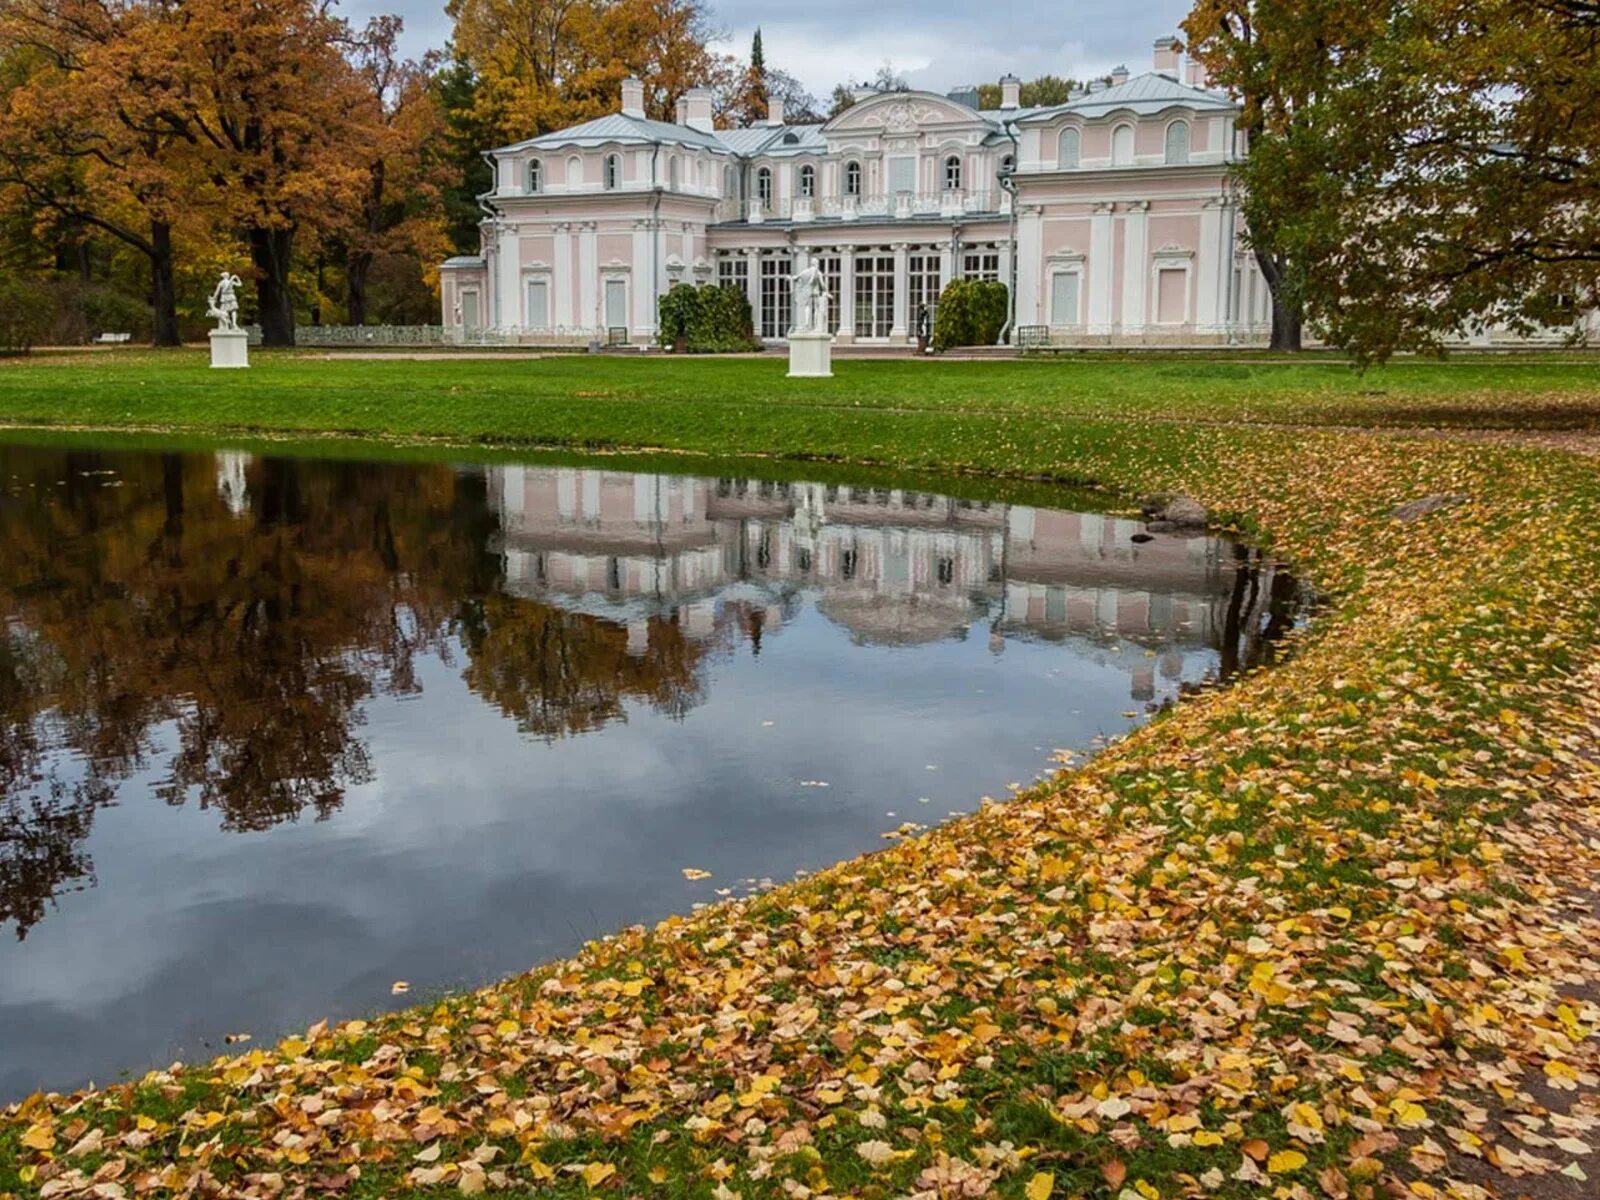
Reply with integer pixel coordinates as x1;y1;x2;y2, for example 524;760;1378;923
853;253;895;339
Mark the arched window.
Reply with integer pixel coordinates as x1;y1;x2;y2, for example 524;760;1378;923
799;164;816;198
756;166;772;204
527;158;542;192
943;154;962;191
604;153;621;189
999;153;1015;176
668;155;681;188
1057;127;1080;169
1165;119;1191;165
566;155;583;187
844;160;862;196
1112;124;1135;166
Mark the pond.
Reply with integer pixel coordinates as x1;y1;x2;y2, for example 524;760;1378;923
0;441;1302;1099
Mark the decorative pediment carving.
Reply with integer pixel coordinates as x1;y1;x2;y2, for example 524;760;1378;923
824;91;980;135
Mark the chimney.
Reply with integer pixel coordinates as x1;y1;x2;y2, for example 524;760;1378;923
1110;64;1129;86
999;73;1021;110
1185;58;1208;88
766;96;785;125
683;87;714;132
620;76;645;118
674;95;689;124
1153;36;1181;76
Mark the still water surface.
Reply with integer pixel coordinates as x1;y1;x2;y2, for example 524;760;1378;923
0;442;1300;1098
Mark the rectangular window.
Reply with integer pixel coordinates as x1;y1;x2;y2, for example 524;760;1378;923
1156;268;1187;324
760;255;792;339
908;253;942;331
604;277;628;328
854;252;895;338
963;251;1001;281
1050;272;1080;326
526;279;550;329
887;156;916;195
718;255;748;290
461;290;480;329
815;254;842;334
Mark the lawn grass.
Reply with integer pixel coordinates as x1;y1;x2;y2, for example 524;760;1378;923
2;349;1599;1200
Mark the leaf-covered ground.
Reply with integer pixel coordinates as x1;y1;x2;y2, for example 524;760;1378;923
2;358;1599;1200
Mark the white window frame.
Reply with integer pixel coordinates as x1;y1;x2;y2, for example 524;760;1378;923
566;155;584;189
1164;119;1191;165
942;154;962;191
527;158;543;193
844;160;862;196
756;166;773;204
604;153;621;190
1057;127;1080;169
1111;123;1135;167
602;273;629;329
799;164;816;198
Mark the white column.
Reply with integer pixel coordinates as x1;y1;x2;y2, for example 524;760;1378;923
1015;208;1041;330
891;242;909;338
745;249;762;339
1088;202;1115;335
553;223;573;328
1196;197;1225;335
578;222;598;330
631;220;652;334
497;223;521;329
938;242;954;291
838;247;856;342
1121;200;1149;336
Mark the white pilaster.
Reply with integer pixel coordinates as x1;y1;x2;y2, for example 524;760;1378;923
1121;201;1149;335
838;248;856;342
1015;208;1041;329
498;223;521;328
1088;202;1115;335
553;223;573;328
631;221;652;334
745;248;762;338
578;222;598;330
891;242;909;339
1197;198;1225;333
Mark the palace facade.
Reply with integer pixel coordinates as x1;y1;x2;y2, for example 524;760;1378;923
442;37;1281;349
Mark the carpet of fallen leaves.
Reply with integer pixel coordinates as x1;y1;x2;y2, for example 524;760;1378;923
4;420;1600;1200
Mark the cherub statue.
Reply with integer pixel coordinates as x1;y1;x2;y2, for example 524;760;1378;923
207;272;242;332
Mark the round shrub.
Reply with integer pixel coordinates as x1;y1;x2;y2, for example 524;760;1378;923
931;278;1009;351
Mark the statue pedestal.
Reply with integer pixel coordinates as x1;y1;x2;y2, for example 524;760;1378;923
209;329;249;369
787;331;833;378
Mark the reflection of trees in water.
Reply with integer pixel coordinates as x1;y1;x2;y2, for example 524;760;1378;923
0;449;709;937
458;598;712;738
1218;545;1303;684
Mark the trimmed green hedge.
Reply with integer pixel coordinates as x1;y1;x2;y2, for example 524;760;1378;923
931;279;1009;351
658;283;758;353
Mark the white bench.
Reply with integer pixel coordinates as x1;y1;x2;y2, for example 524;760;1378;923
92;332;133;344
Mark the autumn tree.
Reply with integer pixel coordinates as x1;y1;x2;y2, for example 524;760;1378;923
141;0;373;346
976;74;1080;110
0;2;205;345
1181;7;1387;351
827;64;909;118
1289;0;1600;358
333;17;450;326
446;0;729;149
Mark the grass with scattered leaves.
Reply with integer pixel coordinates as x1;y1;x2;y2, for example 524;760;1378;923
2;350;1599;1200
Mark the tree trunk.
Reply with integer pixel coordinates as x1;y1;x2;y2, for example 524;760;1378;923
149;220;181;348
1253;246;1304;352
249;225;297;347
1268;293;1303;351
345;250;372;327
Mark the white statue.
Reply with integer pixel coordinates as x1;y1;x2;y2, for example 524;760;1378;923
789;260;829;336
207;272;242;332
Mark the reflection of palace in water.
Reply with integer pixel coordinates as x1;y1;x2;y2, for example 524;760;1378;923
487;466;1297;695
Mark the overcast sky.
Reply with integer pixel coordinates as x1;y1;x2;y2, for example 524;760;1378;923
348;0;1196;102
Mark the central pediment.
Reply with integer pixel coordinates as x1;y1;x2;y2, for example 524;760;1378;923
823;90;987;135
